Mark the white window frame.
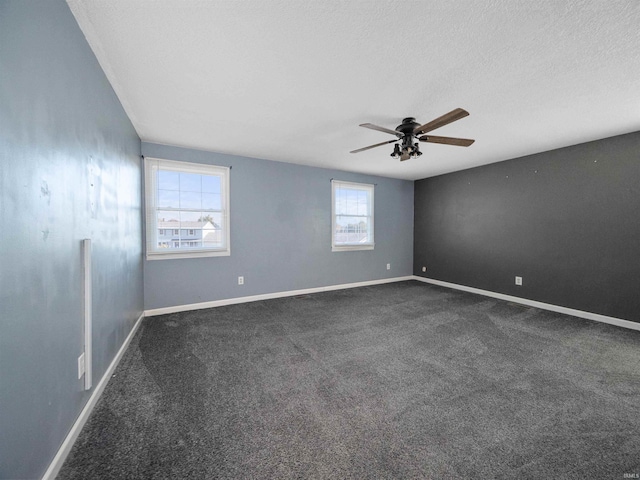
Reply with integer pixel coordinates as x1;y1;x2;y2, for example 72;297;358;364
144;157;230;260
331;179;374;252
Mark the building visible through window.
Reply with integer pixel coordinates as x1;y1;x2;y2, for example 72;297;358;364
145;157;230;259
156;220;222;249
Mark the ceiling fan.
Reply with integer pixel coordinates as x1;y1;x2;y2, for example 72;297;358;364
350;108;475;161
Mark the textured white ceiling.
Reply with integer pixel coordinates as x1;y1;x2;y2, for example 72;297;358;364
67;0;640;180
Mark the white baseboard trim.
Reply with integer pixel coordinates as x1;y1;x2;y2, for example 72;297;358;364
145;276;415;317
42;311;145;480
413;276;640;332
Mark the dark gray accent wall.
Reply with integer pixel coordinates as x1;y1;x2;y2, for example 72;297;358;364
142;143;414;310
0;1;143;478
414;132;640;322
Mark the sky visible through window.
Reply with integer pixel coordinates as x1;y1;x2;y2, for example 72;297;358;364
335;188;369;216
334;185;372;245
157;170;222;223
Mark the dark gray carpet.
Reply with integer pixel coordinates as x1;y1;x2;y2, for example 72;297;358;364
58;281;640;479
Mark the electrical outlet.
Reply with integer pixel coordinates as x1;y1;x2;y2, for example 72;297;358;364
238;276;244;285
386;263;391;270
78;352;85;379
515;276;523;286
422;266;426;272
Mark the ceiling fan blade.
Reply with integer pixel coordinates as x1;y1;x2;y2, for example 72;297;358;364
359;123;401;136
400;152;411;161
350;139;398;154
413;108;469;135
419;135;475;147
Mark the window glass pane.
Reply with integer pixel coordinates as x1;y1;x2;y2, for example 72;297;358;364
340;189;349;215
348;190;360;215
335;215;351;245
180;173;202;192
202;193;221;210
336;188;345;216
336;187;369;216
336;216;368;242
358;190;368;216
157;209;179;224
158;170;179;190
203;212;224;248
180;190;201;209
179;210;201;223
210;212;224;230
157;189;179;209
197;214;215;224
202;175;221;193
157;210;179;249
336;189;344;214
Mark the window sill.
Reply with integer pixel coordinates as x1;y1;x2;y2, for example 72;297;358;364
331;244;374;252
146;249;230;260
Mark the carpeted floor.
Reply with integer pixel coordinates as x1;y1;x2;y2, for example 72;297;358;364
58;281;640;479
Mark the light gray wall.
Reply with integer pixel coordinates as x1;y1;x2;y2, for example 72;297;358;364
414;132;640;322
0;1;143;478
142;143;414;310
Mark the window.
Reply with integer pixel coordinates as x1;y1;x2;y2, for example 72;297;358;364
331;180;374;251
145;157;230;260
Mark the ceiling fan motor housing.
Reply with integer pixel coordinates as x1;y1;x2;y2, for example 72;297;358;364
396;117;420;149
396;117;420;135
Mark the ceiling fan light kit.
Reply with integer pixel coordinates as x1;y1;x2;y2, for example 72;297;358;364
351;108;475;161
